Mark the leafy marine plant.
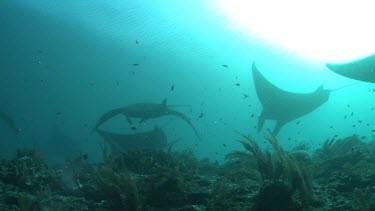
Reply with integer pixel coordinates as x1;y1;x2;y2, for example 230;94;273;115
226;131;313;206
0;146;55;192
226;132;279;182
95;166;141;211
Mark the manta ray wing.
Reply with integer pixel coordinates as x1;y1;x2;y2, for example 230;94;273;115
326;54;375;83
97;127;167;151
0;111;20;134
252;62;330;135
166;109;201;141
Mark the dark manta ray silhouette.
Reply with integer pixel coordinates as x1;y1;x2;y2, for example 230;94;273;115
95;99;201;140
252;62;330;135
0;111;21;134
97;127;168;152
326;54;375;83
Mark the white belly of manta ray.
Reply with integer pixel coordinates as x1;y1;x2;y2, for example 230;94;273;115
215;0;375;63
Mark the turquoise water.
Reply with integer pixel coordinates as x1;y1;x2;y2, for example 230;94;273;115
1;1;374;163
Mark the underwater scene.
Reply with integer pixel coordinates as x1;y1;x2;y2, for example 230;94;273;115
2;1;375;210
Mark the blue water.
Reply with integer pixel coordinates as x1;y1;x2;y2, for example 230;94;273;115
1;1;374;163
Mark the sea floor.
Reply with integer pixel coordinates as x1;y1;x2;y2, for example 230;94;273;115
1;134;375;211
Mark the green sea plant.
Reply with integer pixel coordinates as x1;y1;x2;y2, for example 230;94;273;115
0;147;55;192
315;135;365;160
265;132;313;204
95;166;141;211
226;131;313;205
18;193;36;211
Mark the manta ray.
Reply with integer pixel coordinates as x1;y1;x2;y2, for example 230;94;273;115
96;127;168;153
252;62;330;135
95;99;201;140
0;111;21;134
326;54;375;83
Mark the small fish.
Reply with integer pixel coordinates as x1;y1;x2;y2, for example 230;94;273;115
222;65;228;68
135;40;139;44
351;112;353;116
296;120;300;125
248;104;252;107
222;144;227;147
334;134;338;137
358;120;362;123
131;126;137;130
82;154;88;160
132;64;139;66
251;113;254;118
171;84;174;91
55;112;61;115
243;94;248;99
347;104;351;107
352;125;356;127
344;115;347;119
235;83;240;86
372;129;375;132
372;88;375;92
198;113;204;118
329;126;333;128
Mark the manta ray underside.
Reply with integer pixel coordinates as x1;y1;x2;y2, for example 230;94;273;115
252;62;330;135
326;54;375;83
96;127;168;153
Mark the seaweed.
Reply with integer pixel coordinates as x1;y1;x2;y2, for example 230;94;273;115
95;166;141;211
315;135;365;161
252;181;302;211
226;131;313;205
0;147;56;192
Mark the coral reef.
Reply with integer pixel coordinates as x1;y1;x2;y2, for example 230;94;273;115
1;134;375;210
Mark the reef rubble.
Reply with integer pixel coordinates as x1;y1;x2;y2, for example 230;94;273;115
1;134;375;210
